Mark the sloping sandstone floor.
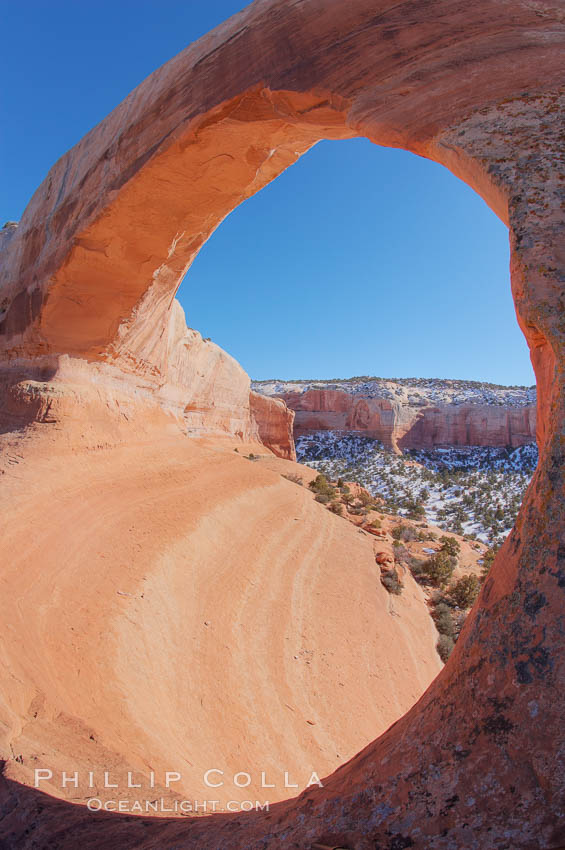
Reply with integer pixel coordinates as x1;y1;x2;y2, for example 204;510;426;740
0;423;441;847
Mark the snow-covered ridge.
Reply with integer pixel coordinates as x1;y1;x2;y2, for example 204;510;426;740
252;377;536;407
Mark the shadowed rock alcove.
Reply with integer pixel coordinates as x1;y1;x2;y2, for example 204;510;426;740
0;1;563;847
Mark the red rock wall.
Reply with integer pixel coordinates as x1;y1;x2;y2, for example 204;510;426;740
249;390;296;460
278;389;537;451
397;401;537;449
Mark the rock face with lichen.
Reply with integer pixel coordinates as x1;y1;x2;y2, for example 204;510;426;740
0;0;563;848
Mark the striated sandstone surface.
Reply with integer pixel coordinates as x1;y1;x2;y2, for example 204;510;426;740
256;384;537;452
0;0;564;848
0;427;440;811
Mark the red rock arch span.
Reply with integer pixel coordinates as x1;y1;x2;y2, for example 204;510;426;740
0;1;564;847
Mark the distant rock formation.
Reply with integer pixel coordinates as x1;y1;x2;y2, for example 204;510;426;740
255;382;537;452
250;390;295;459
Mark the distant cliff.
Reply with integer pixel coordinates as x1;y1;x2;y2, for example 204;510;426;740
252;378;537;453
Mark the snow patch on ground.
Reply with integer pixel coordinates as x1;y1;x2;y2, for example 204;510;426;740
296;431;537;545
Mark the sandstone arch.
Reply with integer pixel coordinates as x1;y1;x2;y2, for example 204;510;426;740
0;1;564;847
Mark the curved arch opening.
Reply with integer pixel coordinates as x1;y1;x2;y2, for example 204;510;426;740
175;137;537;551
179;137;533;387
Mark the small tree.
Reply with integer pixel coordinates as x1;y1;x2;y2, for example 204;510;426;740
440;535;461;558
421;551;456;588
406;502;426;520
449;574;481;608
309;474;335;498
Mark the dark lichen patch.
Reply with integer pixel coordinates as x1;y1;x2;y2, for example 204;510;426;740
515;644;551;684
488;695;513;712
482;712;515;740
439;794;459;817
386;835;414;850
524;589;547;619
548;565;565;589
516;660;534;684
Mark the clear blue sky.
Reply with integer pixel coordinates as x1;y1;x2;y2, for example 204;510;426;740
1;1;535;386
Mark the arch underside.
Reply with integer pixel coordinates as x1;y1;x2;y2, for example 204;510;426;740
0;1;564;847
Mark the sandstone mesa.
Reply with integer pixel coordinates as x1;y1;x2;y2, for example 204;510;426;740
254;379;537;452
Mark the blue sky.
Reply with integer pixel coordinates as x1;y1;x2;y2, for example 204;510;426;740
1;1;535;386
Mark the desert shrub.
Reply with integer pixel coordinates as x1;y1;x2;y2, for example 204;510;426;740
481;544;499;578
449;574;481;608
437;633;455;663
315;493;332;504
432;601;455;637
381;569;403;595
440;535;461;557
367;518;382;529
282;473;303;486
408;558;424;577
348;503;368;515
392;543;411;563
309;474;335;498
421;550;456;588
358;490;373;507
328;501;344;515
246;453;258;461
406;502;426;520
392;523;419;543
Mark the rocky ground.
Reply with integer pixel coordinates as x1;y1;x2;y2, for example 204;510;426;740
296;431;537;546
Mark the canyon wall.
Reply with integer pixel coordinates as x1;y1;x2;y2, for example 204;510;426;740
249;390;296;459
271;387;536;452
